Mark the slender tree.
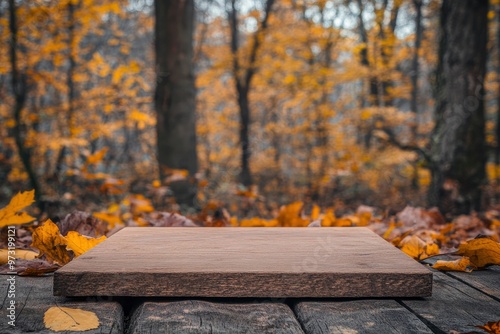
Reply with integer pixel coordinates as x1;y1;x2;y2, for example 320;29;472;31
410;0;423;189
154;0;198;207
429;0;489;214
227;0;275;186
9;0;42;203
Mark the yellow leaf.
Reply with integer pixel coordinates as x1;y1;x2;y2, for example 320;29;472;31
277;202;309;227
65;232;106;257
86;147;108;165
44;306;99;332
399;235;438;260
31;219;71;265
93;212;122;229
240;218;279;227
432;257;475;273
476;320;500;334
456;238;500;268
321;209;336;227
0;249;39;264
0;190;36;228
311;205;320;220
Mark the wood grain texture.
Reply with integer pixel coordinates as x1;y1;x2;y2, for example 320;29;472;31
400;271;500;333
54;227;432;297
0;276;123;334
294;300;432;334
129;301;304;334
424;256;500;300
446;266;500;301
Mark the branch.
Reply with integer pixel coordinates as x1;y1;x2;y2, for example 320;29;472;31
379;127;431;163
243;0;275;88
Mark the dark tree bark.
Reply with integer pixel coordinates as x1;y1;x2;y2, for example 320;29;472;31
55;0;80;180
410;0;423;189
227;0;275;186
154;0;198;207
429;0;488;214
495;4;500;190
8;0;41;203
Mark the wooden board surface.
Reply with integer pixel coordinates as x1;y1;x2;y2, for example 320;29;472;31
400;271;500;333
54;227;432;298
129;301;304;334
294;300;433;334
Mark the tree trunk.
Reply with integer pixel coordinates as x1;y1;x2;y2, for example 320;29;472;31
410;0;423;190
429;0;488;214
9;0;42;204
55;0;79;182
228;0;275;187
154;0;198;207
495;4;500;194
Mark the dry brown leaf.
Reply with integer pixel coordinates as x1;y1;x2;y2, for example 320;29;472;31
44;306;99;332
0;259;59;276
65;232;106;257
456;237;500;268
31;219;71;265
432;256;475;272
58;211;107;237
147;212;197;227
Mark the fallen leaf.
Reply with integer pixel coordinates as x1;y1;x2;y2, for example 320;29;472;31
31;219;71;265
0;259;59;276
65;232;106;257
398;235;439;260
147;212;197;227
92;212;122;230
240;217;279;227
476;320;500;334
0;190;36;228
58;211;107;237
432;256;475;272
320;209;336;227
277;202;309;227
0;249;38;264
456;237;500;268
44;306;99;332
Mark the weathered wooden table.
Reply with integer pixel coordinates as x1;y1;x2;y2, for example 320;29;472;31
0;264;498;333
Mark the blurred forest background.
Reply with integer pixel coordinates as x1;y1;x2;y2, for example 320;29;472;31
0;0;498;221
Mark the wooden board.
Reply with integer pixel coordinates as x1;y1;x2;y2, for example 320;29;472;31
0;277;123;334
400;271;500;333
54;227;432;297
129;301;304;334
294;300;432;334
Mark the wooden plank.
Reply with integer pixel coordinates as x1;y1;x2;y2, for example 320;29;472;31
54;227;432;297
0;276;123;334
424;257;500;300
400;271;500;333
446;266;500;301
129;301;304;334
294;300;432;334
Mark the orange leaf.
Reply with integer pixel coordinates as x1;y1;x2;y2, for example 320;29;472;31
31;219;71;265
456;237;500;268
0;190;36;228
399;235;439;260
432;257;475;272
65;232;106;257
277;202;309;227
476;320;500;334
